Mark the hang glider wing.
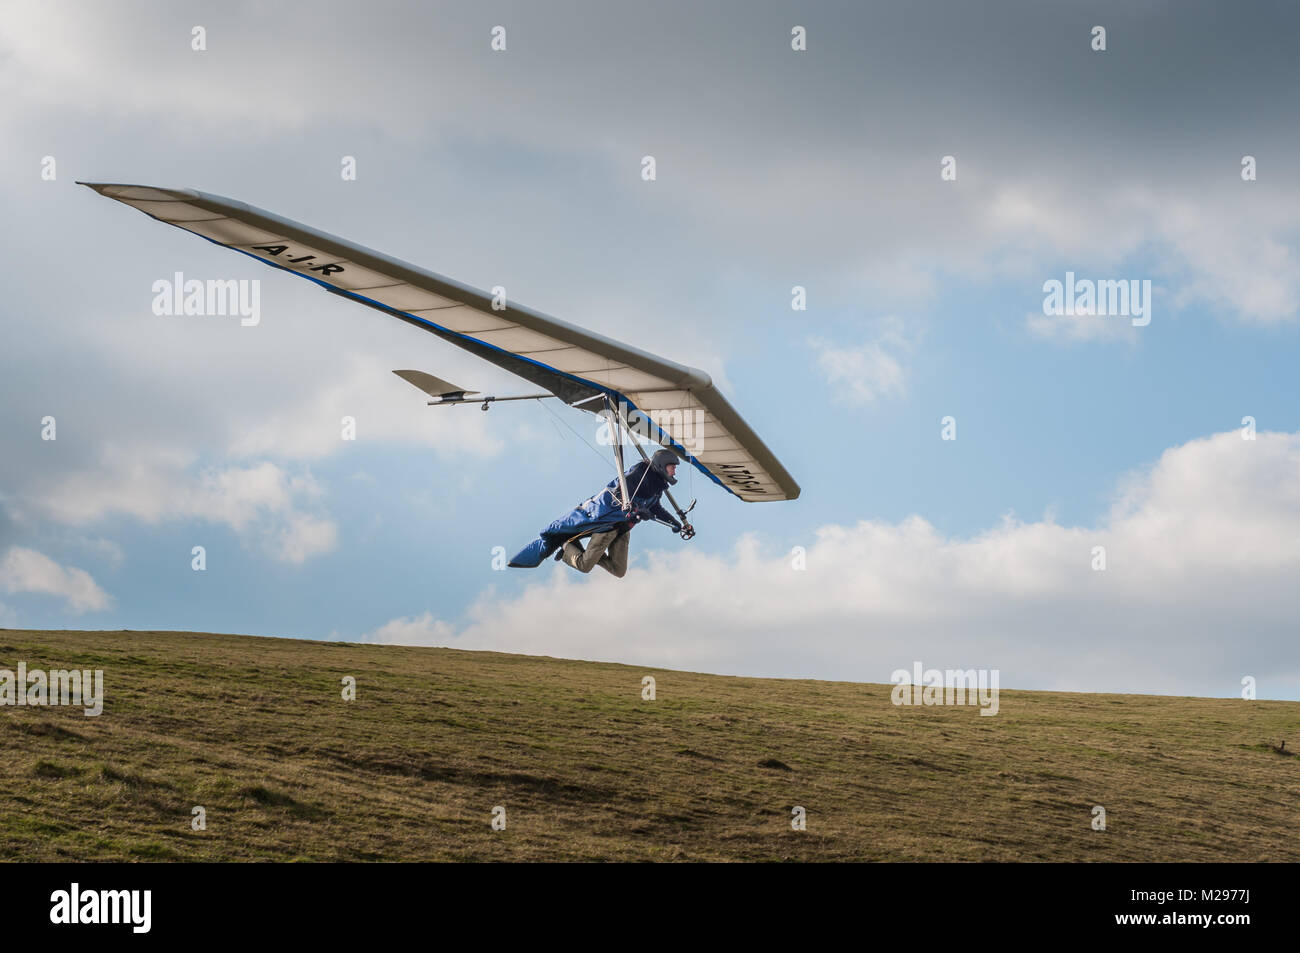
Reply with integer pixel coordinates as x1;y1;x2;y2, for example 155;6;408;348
79;182;800;502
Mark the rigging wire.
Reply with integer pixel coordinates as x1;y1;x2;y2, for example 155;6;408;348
536;398;677;519
536;397;615;470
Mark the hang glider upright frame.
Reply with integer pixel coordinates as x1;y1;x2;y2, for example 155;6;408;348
78;182;801;503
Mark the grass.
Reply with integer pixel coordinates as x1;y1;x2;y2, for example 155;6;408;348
0;627;1295;861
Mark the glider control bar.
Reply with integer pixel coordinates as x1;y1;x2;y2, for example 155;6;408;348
625;431;697;540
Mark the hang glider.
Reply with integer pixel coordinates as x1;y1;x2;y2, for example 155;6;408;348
79;182;801;502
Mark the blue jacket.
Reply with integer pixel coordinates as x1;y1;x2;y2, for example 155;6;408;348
508;461;679;568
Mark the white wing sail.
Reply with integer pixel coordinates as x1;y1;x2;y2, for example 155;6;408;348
80;182;800;502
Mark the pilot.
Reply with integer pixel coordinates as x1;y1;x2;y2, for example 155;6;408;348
560;449;692;577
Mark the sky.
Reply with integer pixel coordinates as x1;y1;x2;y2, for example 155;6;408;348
1;0;1298;699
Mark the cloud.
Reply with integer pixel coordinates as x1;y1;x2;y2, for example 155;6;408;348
225;354;505;462
5;2;1299;331
29;446;339;565
811;317;913;405
271;514;339;566
3;0;1299;698
996;185;1300;330
371;429;1300;698
76;537;126;569
362;611;455;647
0;546;112;613
1025;311;1139;343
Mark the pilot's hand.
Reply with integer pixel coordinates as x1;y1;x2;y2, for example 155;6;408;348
678;521;695;540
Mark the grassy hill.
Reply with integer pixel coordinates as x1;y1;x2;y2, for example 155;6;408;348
1;627;1295;862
